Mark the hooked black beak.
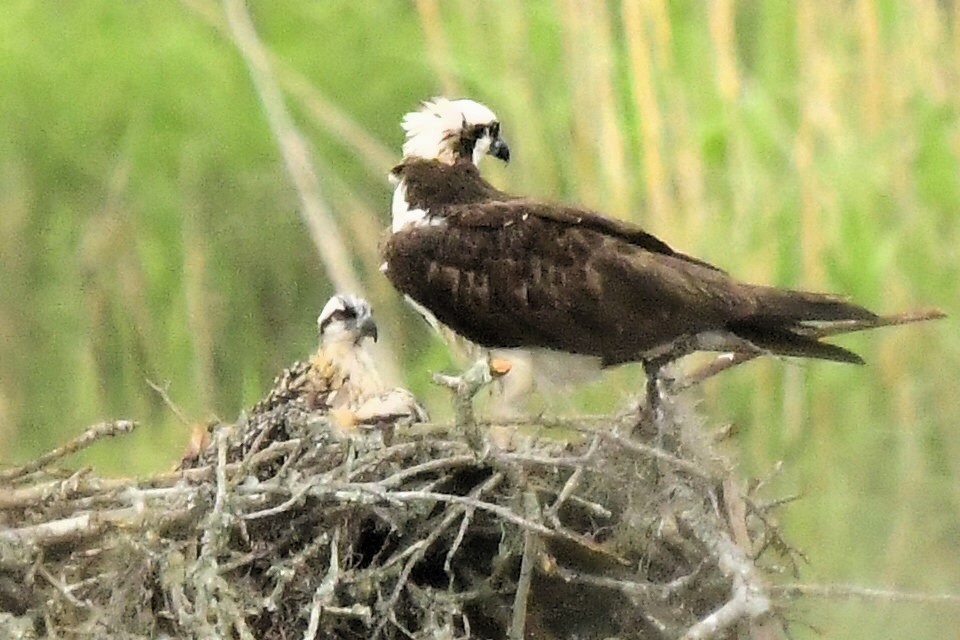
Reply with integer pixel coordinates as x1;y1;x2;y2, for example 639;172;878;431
358;317;379;343
488;137;510;163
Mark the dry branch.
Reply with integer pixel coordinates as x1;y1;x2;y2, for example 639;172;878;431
772;583;960;605
0;420;137;483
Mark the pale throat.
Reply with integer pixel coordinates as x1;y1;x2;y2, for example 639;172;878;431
472;136;491;166
324;339;384;396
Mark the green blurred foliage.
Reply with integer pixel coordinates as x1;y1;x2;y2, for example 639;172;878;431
0;1;958;637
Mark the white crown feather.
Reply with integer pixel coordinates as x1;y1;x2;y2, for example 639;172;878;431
400;97;498;163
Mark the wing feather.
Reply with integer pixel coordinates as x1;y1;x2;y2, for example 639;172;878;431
384;159;875;366
382;202;742;363
394;158;721;271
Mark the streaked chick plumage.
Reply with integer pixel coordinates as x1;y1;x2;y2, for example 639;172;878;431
250;294;426;440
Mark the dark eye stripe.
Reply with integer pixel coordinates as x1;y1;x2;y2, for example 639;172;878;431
332;308;357;321
320;307;357;331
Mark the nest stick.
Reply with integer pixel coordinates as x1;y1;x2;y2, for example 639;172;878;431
0;420;137;482
508;489;541;640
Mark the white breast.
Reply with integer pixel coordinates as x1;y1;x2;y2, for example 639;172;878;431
391;181;444;233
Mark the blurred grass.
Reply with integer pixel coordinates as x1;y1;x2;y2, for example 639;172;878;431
0;0;958;636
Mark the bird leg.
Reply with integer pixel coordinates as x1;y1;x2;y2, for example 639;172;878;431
638;332;722;436
641;356;672;434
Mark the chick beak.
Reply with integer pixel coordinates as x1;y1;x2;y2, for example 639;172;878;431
359;317;379;343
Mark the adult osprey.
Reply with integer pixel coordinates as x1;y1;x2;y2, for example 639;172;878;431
381;98;878;403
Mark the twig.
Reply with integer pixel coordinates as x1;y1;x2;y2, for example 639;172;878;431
808;307;946;335
38;565;90;609
146;378;192;426
304;527;343;640
211;429;229;520
676;352;757;392
0;504;195;550
554;564;664;599
374;454;479;489
543;435;599;526
188;428;234;635
562;494;613;519
263;532;330;611
443;506;474;583
0;440;300;510
7;393;857;637
772;582;960;605
199;428;231;560
679;489;772;640
492;449;598;468
241;480;312;521
432;358;497;449
372;472;505;638
364;486;624;563
508;490;541;640
219;587;257;640
0;420;137;482
593;430;714;481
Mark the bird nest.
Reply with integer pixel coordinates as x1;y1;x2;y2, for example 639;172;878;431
0;359;806;640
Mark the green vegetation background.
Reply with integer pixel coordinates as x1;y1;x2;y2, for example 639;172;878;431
1;1;957;637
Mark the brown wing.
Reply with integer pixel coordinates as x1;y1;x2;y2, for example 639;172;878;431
394;158;721;272
381;200;749;365
385;158;878;365
508;200;723;272
383;196;878;365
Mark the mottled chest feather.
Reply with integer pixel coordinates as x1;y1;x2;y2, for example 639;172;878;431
251;345;383;416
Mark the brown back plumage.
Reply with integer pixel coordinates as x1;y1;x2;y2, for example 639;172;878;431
382;158;878;366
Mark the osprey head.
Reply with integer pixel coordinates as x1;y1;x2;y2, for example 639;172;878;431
317;294;378;345
401;97;510;166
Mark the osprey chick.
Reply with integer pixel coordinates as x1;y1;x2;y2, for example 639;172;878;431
252;293;426;439
181;295;426;471
381;99;882;406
